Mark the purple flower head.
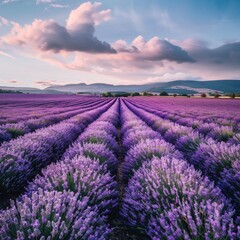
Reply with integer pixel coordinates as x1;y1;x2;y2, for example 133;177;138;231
89;121;118;137
208;126;234;142
175;131;204;159
0;190;111;239
63;142;118;174
27;156;118;216
122;156;235;239
164;125;192;144
78;130;118;153
123;138;182;182
122;129;161;151
191;138;240;180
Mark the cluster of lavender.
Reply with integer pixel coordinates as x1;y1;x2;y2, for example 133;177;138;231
0;100;120;239
0;190;111;239
0;100;114;203
123;156;237;239
128;96;240;125
63;100;120;173
191;138;240;212
0;99;110;144
125;100;240;212
120;102;182;182
120;101;238;239
128;98;239;143
123;138;182;182
0;95;98;125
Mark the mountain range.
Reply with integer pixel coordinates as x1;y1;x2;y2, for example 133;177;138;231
1;80;240;94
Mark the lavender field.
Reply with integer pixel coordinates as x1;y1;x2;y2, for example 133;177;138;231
0;94;239;240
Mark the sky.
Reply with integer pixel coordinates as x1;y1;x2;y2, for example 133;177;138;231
0;0;240;88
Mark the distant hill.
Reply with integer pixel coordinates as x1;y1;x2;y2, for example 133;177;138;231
46;83;147;93
147;80;240;94
1;80;240;95
46;80;240;94
0;86;69;94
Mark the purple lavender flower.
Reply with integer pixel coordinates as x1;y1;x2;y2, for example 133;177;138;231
63;142;118;174
77;130;119;153
175;131;204;159
191;138;240;179
27;156;118;216
164;125;191;144
122;156;236;239
208;126;234;142
0;190;111;239
0;103;112;200
123;138;182;181
122;129;161;151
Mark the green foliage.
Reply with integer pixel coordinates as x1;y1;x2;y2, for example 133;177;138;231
102;92;113;97
159;91;169;96
214;92;221;98
143;92;153;96
113;92;131;97
0;89;23;94
131;92;140;97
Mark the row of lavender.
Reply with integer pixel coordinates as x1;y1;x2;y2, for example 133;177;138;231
127;98;240;144
124;100;240;215
128;97;240;127
120;100;239;239
0;100;120;239
0;99;115;207
0;98;111;144
0;95;239;239
0;95;100;124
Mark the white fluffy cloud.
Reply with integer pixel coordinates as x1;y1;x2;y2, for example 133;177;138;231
2;2;116;53
1;2;240;83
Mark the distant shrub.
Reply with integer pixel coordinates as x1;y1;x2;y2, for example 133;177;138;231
159;91;169;96
102;92;113;97
131;92;140;97
113;92;130;97
214;92;221;98
201;93;207;98
143;92;153;96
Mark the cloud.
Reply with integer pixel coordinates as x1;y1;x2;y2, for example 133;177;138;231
2;2;116;53
50;4;69;8
0;50;15;59
36;0;54;4
67;2;111;28
0;16;9;26
45;37;194;78
114;36;195;63
189;41;240;67
35;80;56;86
150;8;176;31
8;80;19;83
1;2;240;83
146;73;201;83
1;0;18;4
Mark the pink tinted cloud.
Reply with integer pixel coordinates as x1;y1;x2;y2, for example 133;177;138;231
67;2;111;29
2;2;115;53
113;36;195;63
1;2;240;83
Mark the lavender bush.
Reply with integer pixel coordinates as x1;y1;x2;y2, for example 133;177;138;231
122;156;237;239
0;190;111;239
